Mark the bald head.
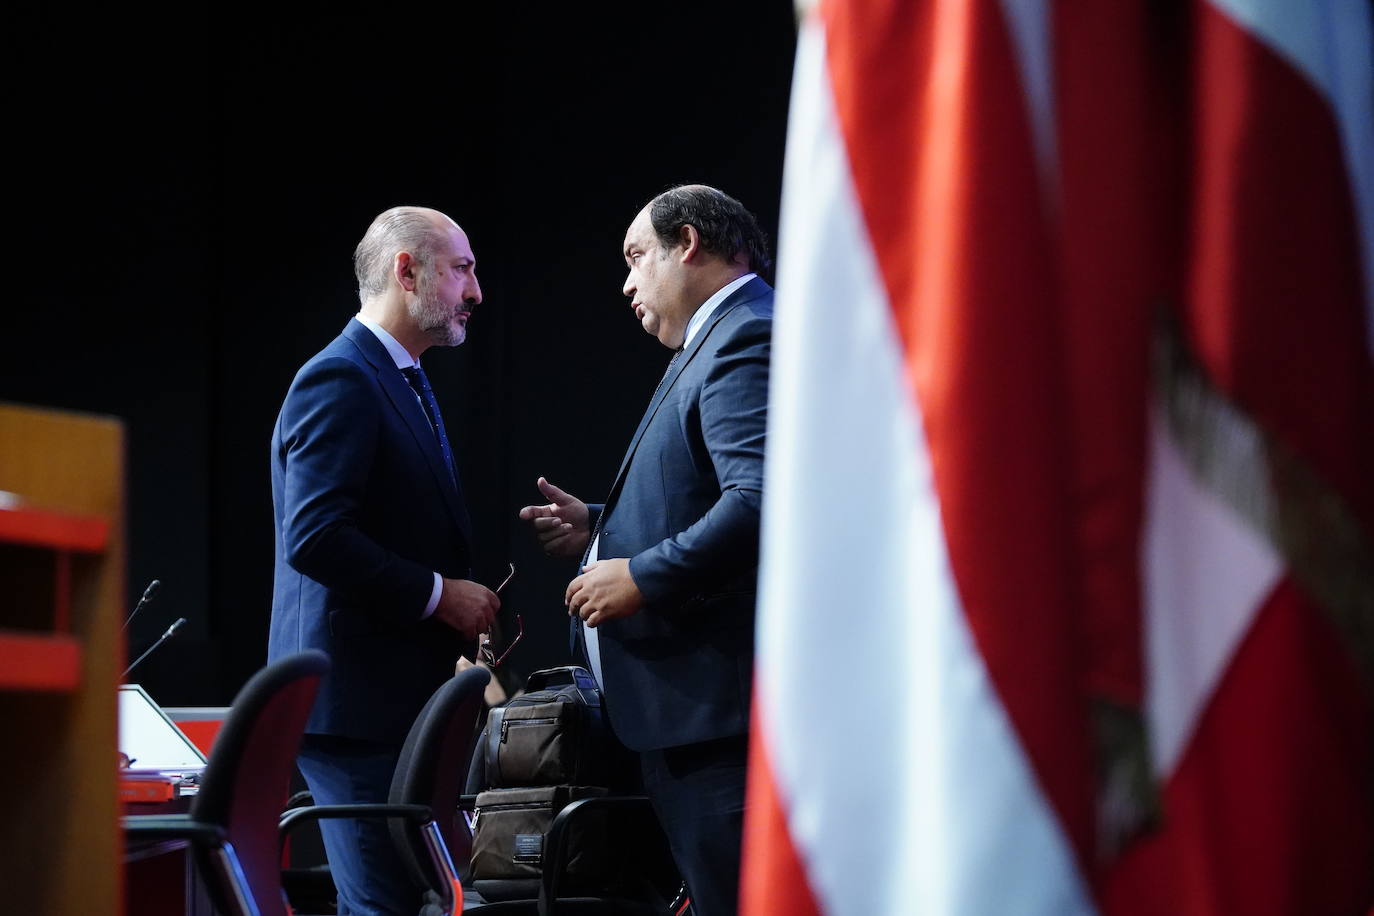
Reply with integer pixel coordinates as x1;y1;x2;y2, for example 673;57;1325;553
353;206;459;304
352;206;483;358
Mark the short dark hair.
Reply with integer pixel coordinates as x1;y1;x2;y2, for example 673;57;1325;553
648;184;772;275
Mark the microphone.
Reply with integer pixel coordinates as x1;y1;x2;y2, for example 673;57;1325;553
122;617;187;680
123;579;162;631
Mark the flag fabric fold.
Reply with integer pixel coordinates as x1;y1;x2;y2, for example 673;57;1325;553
743;0;1374;913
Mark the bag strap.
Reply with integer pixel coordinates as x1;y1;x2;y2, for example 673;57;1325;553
485;706;507;785
525;665;597;694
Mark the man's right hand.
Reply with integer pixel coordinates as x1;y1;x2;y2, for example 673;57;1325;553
517;476;591;558
433;578;499;639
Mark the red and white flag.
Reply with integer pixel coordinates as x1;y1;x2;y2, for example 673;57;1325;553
1110;1;1374;912
742;0;1373;913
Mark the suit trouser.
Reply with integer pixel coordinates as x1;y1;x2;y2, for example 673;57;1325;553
640;733;750;916
298;734;415;916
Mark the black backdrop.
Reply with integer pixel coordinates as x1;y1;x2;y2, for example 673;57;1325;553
5;5;797;706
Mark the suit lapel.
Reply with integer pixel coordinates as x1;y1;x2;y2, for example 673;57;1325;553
343;320;470;536
605;278;769;502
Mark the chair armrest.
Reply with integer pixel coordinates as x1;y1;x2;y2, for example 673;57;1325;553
539;795;658;913
279;802;434;842
282;789;314;811
123;814;228;846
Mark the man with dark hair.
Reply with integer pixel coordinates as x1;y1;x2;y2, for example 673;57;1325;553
520;184;772;916
646;184;772;276
270;206;499;915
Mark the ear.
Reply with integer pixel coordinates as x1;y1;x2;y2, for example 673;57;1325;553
394;251;420;292
677;224;701;263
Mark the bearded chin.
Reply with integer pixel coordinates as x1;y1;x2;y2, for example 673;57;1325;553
410;284;465;347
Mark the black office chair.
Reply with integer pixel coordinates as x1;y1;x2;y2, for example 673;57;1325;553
280;665;492;916
123;649;331;916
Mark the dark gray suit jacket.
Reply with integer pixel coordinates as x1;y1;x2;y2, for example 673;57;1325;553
268;318;473;743
582;276;773;752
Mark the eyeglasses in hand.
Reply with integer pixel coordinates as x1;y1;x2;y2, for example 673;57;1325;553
479;563;523;668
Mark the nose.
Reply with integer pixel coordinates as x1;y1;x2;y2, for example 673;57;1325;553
465;274;482;307
622;270;635;298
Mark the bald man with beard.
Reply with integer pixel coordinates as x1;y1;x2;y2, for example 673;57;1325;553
269;206;498;915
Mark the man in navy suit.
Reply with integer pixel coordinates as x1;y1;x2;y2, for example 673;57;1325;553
520;185;772;916
269;206;499;915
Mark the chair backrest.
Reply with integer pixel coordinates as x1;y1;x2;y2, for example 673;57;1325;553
191;650;330;916
387;666;491;891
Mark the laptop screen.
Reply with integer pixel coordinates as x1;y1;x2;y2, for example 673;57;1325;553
118;683;209;775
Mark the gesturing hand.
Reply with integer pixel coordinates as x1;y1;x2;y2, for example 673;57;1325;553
517;476;591;559
565;558;643;628
433;578;499;640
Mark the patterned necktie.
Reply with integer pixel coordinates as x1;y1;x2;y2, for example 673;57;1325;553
651;346;686;401
401;365;457;486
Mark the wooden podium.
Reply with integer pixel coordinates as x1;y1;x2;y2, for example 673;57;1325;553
0;402;125;915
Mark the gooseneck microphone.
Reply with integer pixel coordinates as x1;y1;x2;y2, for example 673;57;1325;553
122;617;187;680
122;579;162;631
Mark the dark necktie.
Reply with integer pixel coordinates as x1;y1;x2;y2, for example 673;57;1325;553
651;346;686;401
401;365;457;486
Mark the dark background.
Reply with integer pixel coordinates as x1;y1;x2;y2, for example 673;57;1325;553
4;5;796;707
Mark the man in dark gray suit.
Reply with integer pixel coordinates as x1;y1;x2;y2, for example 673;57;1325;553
270;206;499;915
520;185;772;916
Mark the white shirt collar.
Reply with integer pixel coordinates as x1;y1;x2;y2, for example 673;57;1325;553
683;273;756;348
356;314;418;369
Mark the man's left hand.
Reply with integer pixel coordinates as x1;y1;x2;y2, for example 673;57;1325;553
566;558;643;628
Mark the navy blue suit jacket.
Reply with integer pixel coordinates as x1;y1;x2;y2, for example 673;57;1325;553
268;318;473;743
582;276;773;752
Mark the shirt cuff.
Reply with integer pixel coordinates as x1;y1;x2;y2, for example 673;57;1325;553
421;572;442;619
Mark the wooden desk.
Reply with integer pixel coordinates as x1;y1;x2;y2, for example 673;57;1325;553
0;404;124;915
